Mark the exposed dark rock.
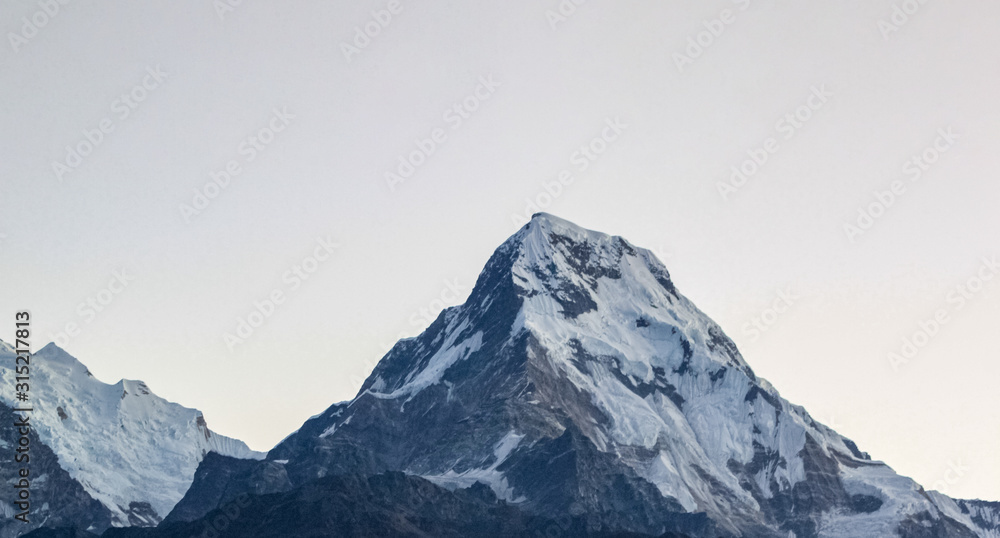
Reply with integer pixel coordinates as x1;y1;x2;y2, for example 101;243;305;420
744;386;783;415
0;402;113;538
104;472;628;538
163;453;292;524
954;499;1000;534
122;502;160;527
850;494;883;514
498;427;716;537
840;437;871;461
897;510;979;538
709;367;726;383
23;528;100;538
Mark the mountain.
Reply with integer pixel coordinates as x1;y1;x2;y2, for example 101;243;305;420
253;213;999;537
21;213;1000;537
55;471;597;538
28;469;697;538
0;341;264;537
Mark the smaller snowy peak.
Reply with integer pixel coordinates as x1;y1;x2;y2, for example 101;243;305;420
0;343;265;527
38;341;75;357
36;342;100;377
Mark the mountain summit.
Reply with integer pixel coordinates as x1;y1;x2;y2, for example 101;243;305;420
0;342;263;537
35;214;1000;537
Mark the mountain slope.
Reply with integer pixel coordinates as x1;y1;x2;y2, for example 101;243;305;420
29;472;691;538
0;398;113;538
0;341;263;536
103;472;601;538
160;214;1000;536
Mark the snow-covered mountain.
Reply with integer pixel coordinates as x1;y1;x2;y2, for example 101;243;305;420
22;213;1000;538
160;212;988;538
0;341;263;536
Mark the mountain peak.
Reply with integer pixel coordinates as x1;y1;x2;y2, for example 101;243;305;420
519;212;618;253
506;214;680;322
38;341;79;361
39;341;63;352
190;214;1000;538
0;340;75;364
526;211;582;231
0;343;264;529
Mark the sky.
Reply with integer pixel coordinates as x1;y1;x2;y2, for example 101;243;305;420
1;0;998;501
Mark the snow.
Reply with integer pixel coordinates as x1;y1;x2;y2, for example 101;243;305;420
319;413;351;438
643;448;700;512
0;342;264;525
925;492;1000;538
507;214;769;510
301;213;993;535
421;431;526;503
368;325;483;401
814;462;959;537
488;214;977;530
25;214;968;538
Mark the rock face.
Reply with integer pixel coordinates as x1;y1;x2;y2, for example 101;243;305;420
21;213;1000;537
0;401;112;538
22;529;100;538
103;472;594;538
0;341;264;537
161;453;293;525
169;213;1000;537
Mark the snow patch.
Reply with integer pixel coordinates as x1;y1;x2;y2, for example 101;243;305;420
374;329;483;400
421;431;525;503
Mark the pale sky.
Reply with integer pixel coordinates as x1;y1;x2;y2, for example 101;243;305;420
2;0;998;501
